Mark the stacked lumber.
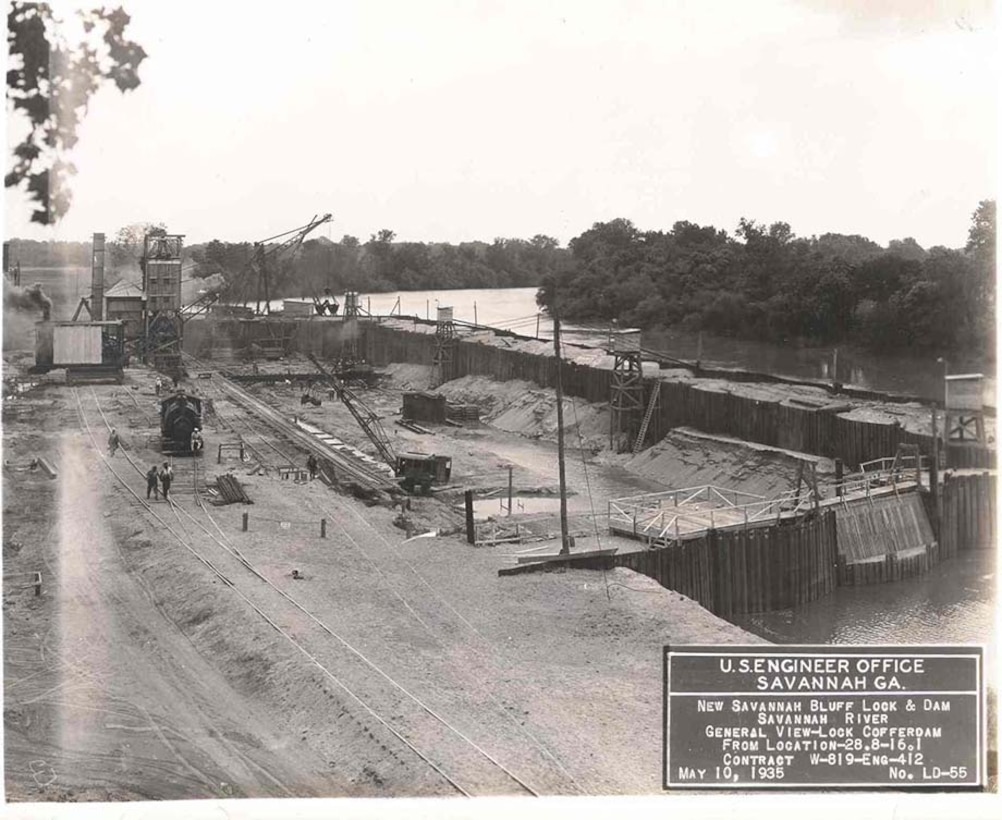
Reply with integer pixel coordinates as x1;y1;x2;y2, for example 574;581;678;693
446;403;480;423
215;474;252;504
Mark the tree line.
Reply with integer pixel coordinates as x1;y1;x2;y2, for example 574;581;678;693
7;201;993;358
186;230;566;300
538;201;995;357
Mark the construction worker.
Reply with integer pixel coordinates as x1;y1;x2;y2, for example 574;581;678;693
306;453;319;480
108;428;120;457
190;428;203;455
146;464;160;500
159;461;173;501
155;377;162;396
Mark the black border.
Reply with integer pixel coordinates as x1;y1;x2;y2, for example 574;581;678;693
662;644;986;793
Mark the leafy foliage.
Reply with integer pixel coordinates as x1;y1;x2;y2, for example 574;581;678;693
6;2;146;224
539;204;995;358
184;233;567;298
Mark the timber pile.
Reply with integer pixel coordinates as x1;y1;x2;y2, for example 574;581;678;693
215;474;252;504
447;402;480;423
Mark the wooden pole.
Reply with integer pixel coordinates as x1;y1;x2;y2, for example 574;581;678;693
474;301;478;327
465;490;475;544
930;407;940;538
554;312;570;555
507;465;513;517
835;458;843;498
321;518;327;539
536;313;540;339
242;512;249;532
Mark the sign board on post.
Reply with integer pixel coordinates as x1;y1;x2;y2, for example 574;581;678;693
945;374;984;412
664;645;984;790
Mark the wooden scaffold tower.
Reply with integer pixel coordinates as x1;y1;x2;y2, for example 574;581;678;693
432;305;457;387
609;325;645;452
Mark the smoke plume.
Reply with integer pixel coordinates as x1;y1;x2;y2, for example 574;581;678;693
4;279;52;321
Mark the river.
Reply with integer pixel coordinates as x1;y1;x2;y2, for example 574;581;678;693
15;273;994;402
330;287;996;405
733;550;997;687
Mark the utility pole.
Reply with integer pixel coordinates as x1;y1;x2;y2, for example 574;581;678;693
554;311;570;554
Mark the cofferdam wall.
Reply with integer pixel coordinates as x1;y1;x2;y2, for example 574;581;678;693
360;321;993;469
184;317;993;470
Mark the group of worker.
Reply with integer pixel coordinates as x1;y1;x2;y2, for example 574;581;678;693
145;461;174;501
154;375;180;396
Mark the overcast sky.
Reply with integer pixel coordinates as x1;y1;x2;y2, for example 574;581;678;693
3;0;998;248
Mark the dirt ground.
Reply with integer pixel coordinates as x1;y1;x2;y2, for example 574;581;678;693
2;354;763;801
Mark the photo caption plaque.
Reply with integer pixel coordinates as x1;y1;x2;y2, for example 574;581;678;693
664;645;984;790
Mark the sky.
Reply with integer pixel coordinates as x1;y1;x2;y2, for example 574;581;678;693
3;0;998;248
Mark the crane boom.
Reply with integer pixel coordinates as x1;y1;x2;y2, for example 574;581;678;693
254;213;333;314
306;353;397;469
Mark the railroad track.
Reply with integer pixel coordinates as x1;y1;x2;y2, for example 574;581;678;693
73;386;543;797
184;354;395;491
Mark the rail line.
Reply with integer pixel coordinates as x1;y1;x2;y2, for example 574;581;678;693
184;354;394;490
76;387;542;796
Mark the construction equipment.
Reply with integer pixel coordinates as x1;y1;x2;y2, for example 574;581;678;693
251;214;332;314
306;353;451;494
180;214;333;319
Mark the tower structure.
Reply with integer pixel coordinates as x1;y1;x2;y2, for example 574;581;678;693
944;373;986;457
90;233;105;320
432;305;456;387
340;291;361;363
609;325;644;452
142;232;184;378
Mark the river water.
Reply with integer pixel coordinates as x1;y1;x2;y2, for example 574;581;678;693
733;550;998;687
343;287;996;405
21;272;992;403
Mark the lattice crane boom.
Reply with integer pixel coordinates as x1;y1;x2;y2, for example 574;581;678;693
252;213;333;314
306;353;397;469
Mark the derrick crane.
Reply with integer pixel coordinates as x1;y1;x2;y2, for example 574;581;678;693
306;353;396;466
252;213;332;315
180;213;332;320
305;353;452;493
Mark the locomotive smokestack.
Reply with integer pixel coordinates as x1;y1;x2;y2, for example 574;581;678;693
91;232;105;320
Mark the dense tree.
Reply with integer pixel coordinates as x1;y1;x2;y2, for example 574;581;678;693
6;3;146;224
538;205;994;359
108;221;166;273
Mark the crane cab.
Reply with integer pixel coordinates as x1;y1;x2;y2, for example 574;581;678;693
395;453;452;494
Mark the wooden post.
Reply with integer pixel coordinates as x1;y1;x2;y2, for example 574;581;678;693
242;512;249;532
535;313;541;339
930;407;940;539
554;313;570;555
217;444;223;464
474;301;478;327
832;348;839;391
465;490;475;544
34;571;41;597
321;518;327;539
835;458;843;497
507;465;513;517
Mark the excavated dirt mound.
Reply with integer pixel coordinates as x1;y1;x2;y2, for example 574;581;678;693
622;427;835;497
437;375;608;451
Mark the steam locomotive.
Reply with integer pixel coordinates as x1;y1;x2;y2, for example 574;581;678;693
160;391;203;454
